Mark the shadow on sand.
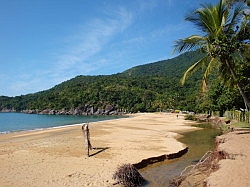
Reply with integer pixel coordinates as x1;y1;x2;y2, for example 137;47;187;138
89;147;110;157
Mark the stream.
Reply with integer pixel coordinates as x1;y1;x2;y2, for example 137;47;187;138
140;123;221;187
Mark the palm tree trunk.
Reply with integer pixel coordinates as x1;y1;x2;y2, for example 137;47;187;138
224;59;250;110
237;84;250;111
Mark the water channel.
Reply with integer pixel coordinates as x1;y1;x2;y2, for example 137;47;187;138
140;123;221;187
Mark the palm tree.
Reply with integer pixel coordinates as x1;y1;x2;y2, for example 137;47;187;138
225;0;250;6
173;0;250;110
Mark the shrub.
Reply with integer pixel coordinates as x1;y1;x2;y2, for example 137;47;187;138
184;114;197;120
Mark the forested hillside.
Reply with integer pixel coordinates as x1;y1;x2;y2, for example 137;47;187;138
0;51;243;114
122;51;203;77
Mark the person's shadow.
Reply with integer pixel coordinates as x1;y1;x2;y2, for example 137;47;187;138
89;147;110;157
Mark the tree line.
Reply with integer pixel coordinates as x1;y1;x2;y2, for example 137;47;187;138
0;52;248;115
174;0;250;113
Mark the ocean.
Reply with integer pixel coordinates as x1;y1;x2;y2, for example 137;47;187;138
0;112;125;133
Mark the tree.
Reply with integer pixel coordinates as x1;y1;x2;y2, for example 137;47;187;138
200;80;240;116
224;0;250;6
173;0;250;110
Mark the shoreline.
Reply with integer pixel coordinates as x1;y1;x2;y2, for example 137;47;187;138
0;112;198;187
0;113;128;134
0;123;84;135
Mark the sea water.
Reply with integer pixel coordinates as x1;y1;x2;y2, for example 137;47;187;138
0;112;125;133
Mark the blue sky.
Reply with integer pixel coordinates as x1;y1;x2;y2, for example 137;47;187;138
1;0;218;97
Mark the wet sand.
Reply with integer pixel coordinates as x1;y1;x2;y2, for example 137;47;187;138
0;112;197;187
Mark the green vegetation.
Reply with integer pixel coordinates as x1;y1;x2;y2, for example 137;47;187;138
184;114;197;121
230;121;250;128
0;51;203;113
173;0;250;110
0;50;248;114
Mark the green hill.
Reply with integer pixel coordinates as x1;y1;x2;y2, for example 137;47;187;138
0;51;204;114
122;51;203;77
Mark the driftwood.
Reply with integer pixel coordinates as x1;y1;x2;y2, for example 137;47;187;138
113;164;145;187
82;123;92;157
170;150;229;187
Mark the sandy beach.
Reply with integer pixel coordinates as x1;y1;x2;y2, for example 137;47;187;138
0;112;198;187
205;130;250;187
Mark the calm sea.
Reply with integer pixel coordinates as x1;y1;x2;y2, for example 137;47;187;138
0;112;125;133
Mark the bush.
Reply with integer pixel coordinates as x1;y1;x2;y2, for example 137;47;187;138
184;114;197;120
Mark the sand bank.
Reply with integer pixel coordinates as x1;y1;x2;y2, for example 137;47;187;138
0;113;197;187
206;130;250;187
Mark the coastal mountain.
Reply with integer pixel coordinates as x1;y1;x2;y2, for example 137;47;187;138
0;51;204;114
122;51;203;77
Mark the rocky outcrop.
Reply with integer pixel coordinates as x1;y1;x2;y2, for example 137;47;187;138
21;105;127;116
0;108;16;112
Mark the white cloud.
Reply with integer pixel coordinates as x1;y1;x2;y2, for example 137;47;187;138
4;5;135;96
53;6;133;77
3;72;43;96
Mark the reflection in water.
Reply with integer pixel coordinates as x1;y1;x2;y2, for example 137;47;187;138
140;124;221;187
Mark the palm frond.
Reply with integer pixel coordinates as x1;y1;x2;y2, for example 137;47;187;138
186;4;215;35
172;35;206;54
186;2;227;37
180;55;209;85
226;2;247;34
202;57;218;92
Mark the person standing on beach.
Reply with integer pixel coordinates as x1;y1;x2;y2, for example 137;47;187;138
82;123;92;157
